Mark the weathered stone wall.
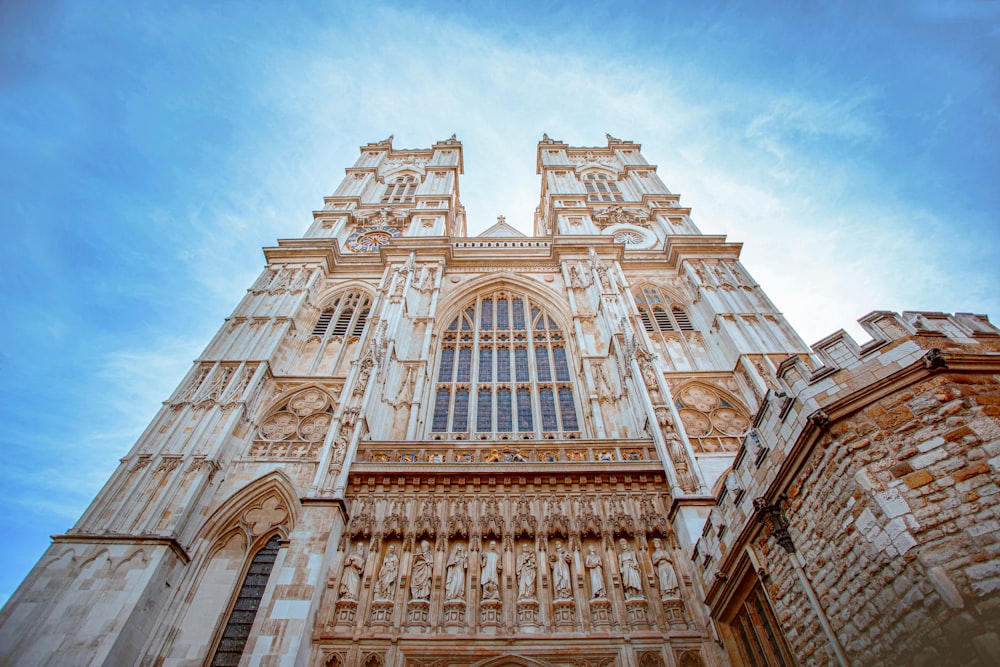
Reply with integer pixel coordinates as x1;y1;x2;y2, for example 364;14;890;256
760;369;1000;665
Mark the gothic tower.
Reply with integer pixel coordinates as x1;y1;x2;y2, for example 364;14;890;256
3;135;996;667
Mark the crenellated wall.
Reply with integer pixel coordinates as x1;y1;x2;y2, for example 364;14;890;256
695;310;1000;666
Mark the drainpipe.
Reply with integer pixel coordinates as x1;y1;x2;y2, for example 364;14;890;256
754;496;850;667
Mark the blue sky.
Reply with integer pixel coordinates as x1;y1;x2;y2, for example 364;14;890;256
0;0;997;603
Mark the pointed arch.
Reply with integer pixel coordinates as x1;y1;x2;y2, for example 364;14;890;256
633;283;695;334
428;280;583;440
197;470;299;545
672;380;751;453
434;274;574;329
471;656;557;667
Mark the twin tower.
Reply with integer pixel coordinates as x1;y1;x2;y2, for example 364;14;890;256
2;135;997;667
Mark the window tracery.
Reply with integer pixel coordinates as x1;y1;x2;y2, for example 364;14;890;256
673;382;750;453
634;285;695;334
312;292;371;338
380;174;417;204
250;388;335;459
430;290;580;439
584;173;624;203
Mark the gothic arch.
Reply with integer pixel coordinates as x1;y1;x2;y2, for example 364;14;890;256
575;163;621;178
470;656;557;667
434;273;574;329
196;470;299;546
378;164;425;181
671;380;751;453
427;280;584;439
253;383;338;424
312;282;376;313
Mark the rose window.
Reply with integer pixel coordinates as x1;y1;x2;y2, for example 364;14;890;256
674;383;750;453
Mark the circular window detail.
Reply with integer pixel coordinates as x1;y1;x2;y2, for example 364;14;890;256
346;225;401;252
614;230;645;245
603;223;654;250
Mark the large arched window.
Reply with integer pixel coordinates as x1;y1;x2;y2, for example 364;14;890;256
430;290;580;439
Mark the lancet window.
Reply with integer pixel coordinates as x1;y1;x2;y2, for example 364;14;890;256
312;292;371;338
634;285;695;334
584;173;624;203
209;535;281;667
430;290;580;439
380;174;417;204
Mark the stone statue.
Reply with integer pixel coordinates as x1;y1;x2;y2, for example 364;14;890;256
373;545;399;600
481;540;502;600
618;539;643;599
445;544;468;601
339;543;364;600
410;540;433;601
651;538;679;598
585;545;606;599
551;540;572;600
516;545;537;600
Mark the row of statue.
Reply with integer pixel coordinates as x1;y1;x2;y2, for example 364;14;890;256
339;538;679;604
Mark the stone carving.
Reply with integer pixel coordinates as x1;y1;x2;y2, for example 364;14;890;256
445;544;468;601
546;497;570;537
340;543;365;600
569;262;590;290
591;360;616;403
637;349;662;405
589;248;615;292
551;540;573;600
651;539;679;598
393;364;418;407
513;497;536;537
481;497;504;538
585;546;606;598
448;496;472;537
480;541;502;600
578;496;603;537
618;539;643;599
516;545;537;600
414;498;439;538
608;496;635;536
410;540;433;601
373;545;399;600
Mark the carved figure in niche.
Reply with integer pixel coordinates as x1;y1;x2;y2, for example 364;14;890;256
514;497;536;536
445;544;468;601
373;545;399;600
638;352;662;404
618;539;643;599
395;365;418;406
585;546;606;598
480;540;502;600
410;540;433;601
332;434;348;464
591;360;616;402
516;545;537;600
651;538;679;598
551;540;572;600
339;543;365;600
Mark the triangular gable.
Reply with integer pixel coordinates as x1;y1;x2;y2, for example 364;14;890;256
477;220;527;238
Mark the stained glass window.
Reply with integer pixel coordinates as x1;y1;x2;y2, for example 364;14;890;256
210;535;281;667
477;389;492;432
497;388;512;432
430;290;580;437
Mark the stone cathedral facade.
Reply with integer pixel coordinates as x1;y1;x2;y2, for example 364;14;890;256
1;135;998;667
